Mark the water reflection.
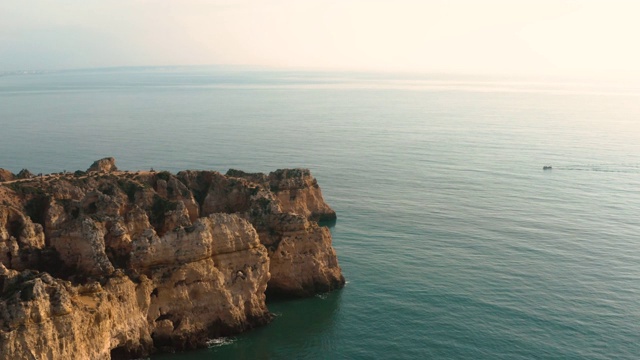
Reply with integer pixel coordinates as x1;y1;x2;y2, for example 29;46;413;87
318;218;337;229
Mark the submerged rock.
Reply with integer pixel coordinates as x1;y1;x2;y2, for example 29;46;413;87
0;158;344;359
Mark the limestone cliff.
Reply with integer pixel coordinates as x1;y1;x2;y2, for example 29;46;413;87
0;160;344;359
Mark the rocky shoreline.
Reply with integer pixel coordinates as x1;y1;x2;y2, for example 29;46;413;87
0;158;344;359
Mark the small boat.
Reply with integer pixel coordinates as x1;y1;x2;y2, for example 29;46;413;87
543;165;552;170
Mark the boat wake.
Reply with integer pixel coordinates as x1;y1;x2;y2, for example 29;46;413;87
552;163;640;173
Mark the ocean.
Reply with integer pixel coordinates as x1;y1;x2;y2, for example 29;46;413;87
1;67;640;359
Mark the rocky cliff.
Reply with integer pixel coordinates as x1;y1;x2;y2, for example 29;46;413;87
0;160;344;359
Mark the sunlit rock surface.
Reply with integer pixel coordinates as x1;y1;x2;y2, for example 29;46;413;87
0;159;344;359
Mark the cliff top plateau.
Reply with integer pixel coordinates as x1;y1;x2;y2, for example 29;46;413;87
0;158;344;360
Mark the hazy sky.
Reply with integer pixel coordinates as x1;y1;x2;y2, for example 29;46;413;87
1;0;639;77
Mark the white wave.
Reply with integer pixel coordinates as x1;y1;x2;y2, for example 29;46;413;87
206;337;235;348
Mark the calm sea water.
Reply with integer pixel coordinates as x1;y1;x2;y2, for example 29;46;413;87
2;68;640;359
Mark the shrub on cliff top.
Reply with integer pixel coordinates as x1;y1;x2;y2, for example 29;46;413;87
156;171;171;182
117;180;145;202
149;195;179;229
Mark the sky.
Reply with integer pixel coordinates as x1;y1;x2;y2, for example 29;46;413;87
1;0;639;78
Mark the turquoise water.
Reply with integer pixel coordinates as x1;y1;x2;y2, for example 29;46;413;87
2;68;640;359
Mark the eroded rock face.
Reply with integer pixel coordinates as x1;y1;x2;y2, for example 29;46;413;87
265;215;344;297
0;270;153;360
0;205;46;271
0;160;343;359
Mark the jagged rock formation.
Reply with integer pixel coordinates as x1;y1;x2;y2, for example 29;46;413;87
226;168;337;222
0;159;344;359
87;157;118;173
16;169;33;180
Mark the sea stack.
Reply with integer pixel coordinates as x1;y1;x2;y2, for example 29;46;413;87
0;158;344;359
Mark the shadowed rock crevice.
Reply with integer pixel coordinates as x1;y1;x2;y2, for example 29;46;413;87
0;158;344;359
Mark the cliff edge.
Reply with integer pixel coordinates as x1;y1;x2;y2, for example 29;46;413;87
0;159;344;359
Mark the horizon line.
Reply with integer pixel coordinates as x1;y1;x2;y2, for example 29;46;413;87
1;64;638;83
